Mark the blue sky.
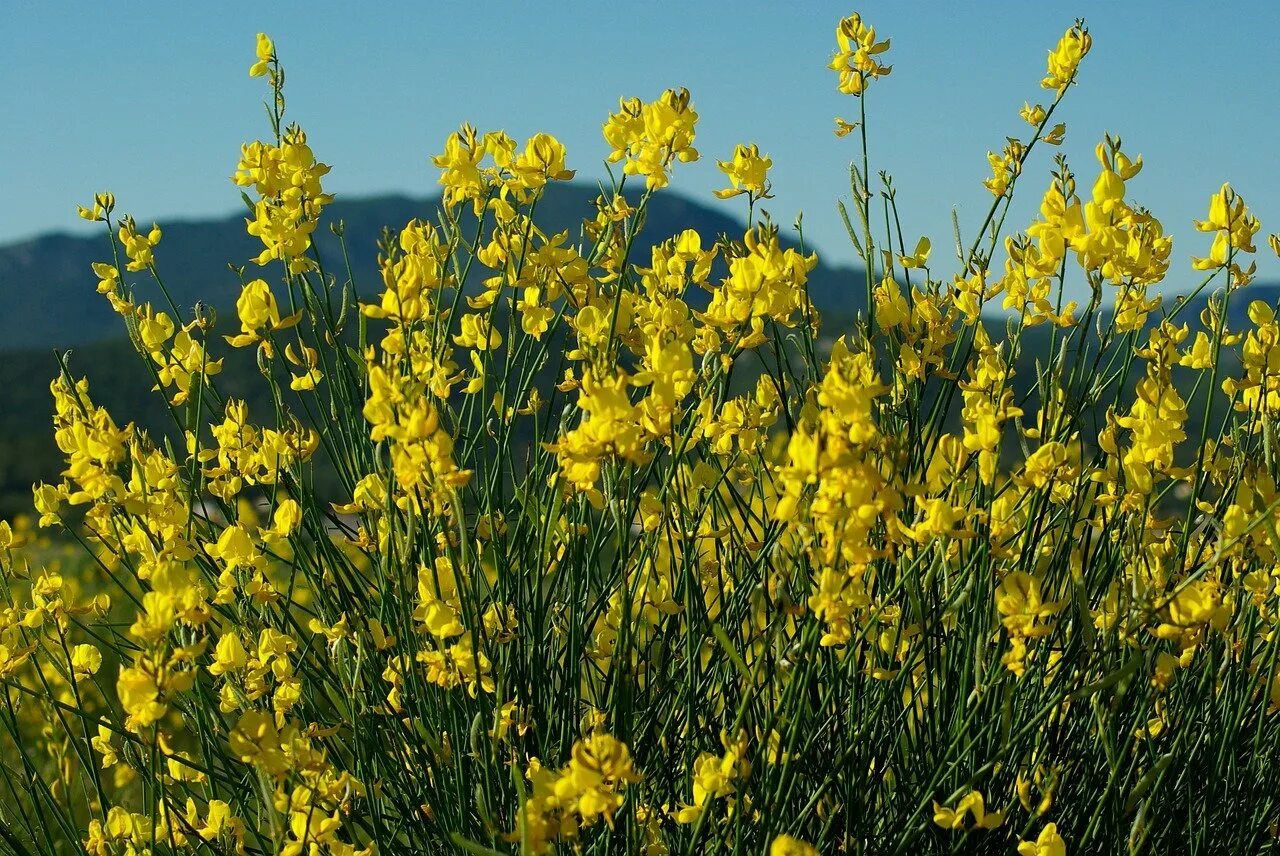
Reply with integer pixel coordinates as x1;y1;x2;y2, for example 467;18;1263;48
5;1;1278;292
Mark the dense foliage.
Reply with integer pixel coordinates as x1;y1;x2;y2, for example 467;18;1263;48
3;15;1280;855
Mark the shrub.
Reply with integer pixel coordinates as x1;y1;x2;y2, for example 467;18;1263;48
3;14;1280;855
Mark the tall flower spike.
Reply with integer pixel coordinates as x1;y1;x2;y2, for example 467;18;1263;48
830;13;892;96
1042;20;1091;94
713;143;773;200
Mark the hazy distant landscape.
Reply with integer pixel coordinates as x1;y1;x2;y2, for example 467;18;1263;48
1;184;1265;518
0;185;864;515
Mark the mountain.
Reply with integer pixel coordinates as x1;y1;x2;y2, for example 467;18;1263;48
0;185;867;515
0;185;864;352
1;185;1275;517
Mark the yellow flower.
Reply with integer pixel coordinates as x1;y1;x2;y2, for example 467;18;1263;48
830;13;892;95
1018;822;1067;856
714;143;773;200
209;632;248;677
513;133;576;190
235;127;334;272
76;191;115;222
249;33;274;77
932;790;1004;831
454;312;503;351
1042;22;1091;93
673;732;749;824
229;710;289;776
70;644;102;679
117;218;162;272
997;572;1062;638
225;279;301;348
771;834;819;856
1191;183;1259;277
117;663;166;730
603;88;700;190
897;236;931;269
1020;102;1048;126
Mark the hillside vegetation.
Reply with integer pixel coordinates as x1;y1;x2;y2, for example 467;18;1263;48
4;16;1280;856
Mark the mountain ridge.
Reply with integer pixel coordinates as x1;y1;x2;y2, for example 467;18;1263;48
0;184;866;352
2;185;1277;515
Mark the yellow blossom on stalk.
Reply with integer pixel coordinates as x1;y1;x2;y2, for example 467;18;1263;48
1155;579;1229;649
714;143;773;200
0;521;23;550
1042;122;1067;145
1020;103;1048;127
209;631;248;677
362;361;472;513
1192;183;1260;285
49;375;129;506
117;218;162;272
225;279;301;348
414;561;463;639
829;13;891;95
432;123;487;211
116;654;194;732
454;312;502;351
898;236;931;269
771;835;819;856
249;32;274;77
552;369;649;500
512;132;576;191
872;274;910;330
69;644;102;679
283;342;323;390
1027;134;1171;326
673;732;749;823
234;117;334;273
135;304;173;354
76;191;115;222
1042;21;1091;93
960;327;1021;484
517;733;640;854
1018;823;1068;856
932;790;1004;830
603;88;700;190
1015;440;1080;503
1224;300;1280;421
363;218;452;323
1115;335;1188;497
138;309;223;405
997;573;1062;637
702;224;818;346
984;139;1024;197
92;261;121;296
997;571;1064;675
1024;181;1083;270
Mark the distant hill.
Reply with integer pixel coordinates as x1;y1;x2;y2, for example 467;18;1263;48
0;185;867;515
0;185;864;351
1;185;1275;517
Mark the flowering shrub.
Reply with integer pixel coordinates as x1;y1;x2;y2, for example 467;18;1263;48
3;14;1280;855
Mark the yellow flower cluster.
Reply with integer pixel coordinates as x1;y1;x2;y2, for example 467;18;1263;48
520;733;641;854
603;88;700;190
234;79;334;275
829;13;891;96
432;124;576;214
5;14;1280;856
